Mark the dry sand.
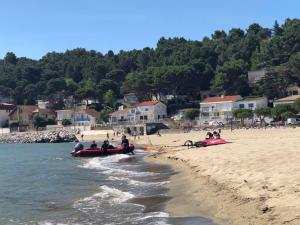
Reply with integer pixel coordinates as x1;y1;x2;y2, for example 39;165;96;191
80;127;300;225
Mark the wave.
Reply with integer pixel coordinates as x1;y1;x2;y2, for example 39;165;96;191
79;155;156;177
73;185;135;213
107;176;169;187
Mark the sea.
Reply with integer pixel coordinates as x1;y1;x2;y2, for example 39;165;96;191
0;142;216;225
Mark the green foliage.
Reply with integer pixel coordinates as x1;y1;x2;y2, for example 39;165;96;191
0;19;299;106
281;111;296;120
62;119;72;126
185;109;200;120
254;107;271;125
271;104;297;120
103;90;117;108
233;108;253;126
294;98;300;112
33;116;48;129
99;106;113;123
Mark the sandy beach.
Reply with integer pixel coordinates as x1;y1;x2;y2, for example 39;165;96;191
80;127;300;225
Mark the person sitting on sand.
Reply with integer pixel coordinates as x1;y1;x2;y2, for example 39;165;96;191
74;142;84;152
206;132;214;139
90;140;98;149
213;131;221;139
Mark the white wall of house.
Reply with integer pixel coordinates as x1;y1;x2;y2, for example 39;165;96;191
236;97;268;110
200;101;237;121
56;110;73;124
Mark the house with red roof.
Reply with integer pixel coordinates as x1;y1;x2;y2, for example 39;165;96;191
109;100;167;124
0;103;16;127
200;95;243;122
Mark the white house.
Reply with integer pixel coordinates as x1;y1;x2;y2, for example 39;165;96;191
0;103;15;127
56;110;74;125
200;95;270;123
109;101;167;124
200;95;243;122
236;97;268;110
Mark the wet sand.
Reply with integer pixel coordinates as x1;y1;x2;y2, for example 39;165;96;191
142;128;300;225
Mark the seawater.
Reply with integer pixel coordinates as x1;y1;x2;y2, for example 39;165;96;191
0;143;216;225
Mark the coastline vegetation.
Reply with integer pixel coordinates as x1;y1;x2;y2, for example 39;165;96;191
0;19;299;116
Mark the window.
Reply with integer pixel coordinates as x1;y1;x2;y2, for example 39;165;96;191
144;115;148;120
140;116;143;120
145;108;149;111
239;104;244;109
202;107;209;112
248;103;254;109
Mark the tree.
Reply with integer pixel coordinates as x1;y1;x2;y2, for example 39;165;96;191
281;111;296;121
294;98;300;112
33;116;48;130
62;119;72;126
254;107;271;125
4;52;17;65
233;109;253;126
185;109;200;120
271;104;297;120
103;90;117;108
99;106;113;123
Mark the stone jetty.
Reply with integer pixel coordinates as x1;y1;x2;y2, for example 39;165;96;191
0;130;78;144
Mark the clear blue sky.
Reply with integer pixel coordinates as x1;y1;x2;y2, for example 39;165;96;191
0;0;299;59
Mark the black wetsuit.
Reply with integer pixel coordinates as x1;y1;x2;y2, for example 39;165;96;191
102;141;109;155
90;143;97;149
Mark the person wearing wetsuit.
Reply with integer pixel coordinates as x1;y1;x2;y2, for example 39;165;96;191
206;132;214;139
102;140;110;155
74;142;84;152
213;131;220;139
90;140;97;149
121;135;134;155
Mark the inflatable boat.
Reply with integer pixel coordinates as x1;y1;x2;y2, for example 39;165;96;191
71;144;135;157
184;138;229;147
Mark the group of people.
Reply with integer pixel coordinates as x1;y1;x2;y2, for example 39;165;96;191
206;129;221;139
74;135;134;155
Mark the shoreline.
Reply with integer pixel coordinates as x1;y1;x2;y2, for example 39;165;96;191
146;152;268;225
142;128;300;225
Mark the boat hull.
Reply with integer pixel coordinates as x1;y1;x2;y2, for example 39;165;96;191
71;144;135;157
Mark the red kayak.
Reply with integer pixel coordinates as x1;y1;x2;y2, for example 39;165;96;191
201;138;228;146
71;144;135;157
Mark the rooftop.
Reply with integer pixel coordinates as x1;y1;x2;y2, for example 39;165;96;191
201;95;242;104
0;103;16;111
274;95;300;102
109;108;130;116
136;100;160;107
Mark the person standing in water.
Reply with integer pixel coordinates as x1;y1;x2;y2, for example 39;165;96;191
121;135;134;155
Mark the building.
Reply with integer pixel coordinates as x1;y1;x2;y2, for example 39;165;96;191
286;84;300;96
248;69;266;86
32;108;55;119
0;103;16;127
9;105;38;131
236;97;268;110
199;95;243;122
109;101;167;124
123;93;139;105
74;109;99;130
56;109;99;130
37;100;50;109
56;110;74;125
273;95;300;107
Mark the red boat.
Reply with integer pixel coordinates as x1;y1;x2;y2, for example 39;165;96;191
71;144;135;157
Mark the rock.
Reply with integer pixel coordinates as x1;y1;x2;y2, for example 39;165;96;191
0;130;78;144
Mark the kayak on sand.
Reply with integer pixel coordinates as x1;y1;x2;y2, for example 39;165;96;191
184;138;229;147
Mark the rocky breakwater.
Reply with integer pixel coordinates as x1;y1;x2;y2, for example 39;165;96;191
0;130;78;144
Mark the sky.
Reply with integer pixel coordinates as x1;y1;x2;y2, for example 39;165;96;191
0;0;299;59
